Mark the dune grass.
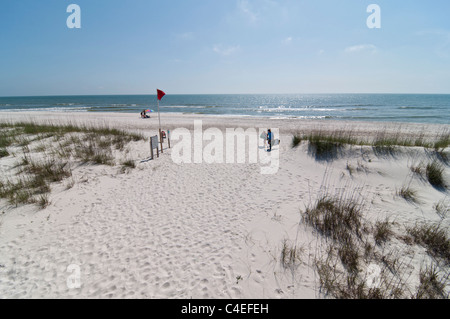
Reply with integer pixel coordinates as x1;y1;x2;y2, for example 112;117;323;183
303;194;364;243
0;121;145;209
303;183;450;299
414;265;448;299
433;133;450;151
292;128;450;160
407;223;450;264
434;200;449;220
280;239;304;270
374;219;393;245
291;135;302;148
426;161;446;189
397;185;419;203
0;148;9;158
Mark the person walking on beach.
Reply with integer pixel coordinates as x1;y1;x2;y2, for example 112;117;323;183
267;129;272;152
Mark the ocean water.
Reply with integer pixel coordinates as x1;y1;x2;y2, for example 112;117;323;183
0;94;449;124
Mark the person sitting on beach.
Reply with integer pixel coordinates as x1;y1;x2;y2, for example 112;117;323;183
140;110;150;119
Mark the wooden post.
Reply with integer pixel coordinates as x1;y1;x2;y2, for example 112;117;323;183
150;137;154;160
167;130;171;149
159;128;164;154
150;135;159;159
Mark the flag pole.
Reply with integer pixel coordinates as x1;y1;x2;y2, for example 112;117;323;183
157;93;163;154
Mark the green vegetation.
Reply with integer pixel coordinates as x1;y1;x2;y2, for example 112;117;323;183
0;148;9;158
302;184;450;299
397;186;419;203
281;239;303;270
426;161;445;189
407;223;450;263
374;219;393;245
0;121;145;209
291;135;302;148
303;195;363;242
292;129;450;160
414;265;447;299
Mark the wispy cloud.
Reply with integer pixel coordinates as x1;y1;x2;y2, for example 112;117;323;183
237;0;258;24
345;44;377;54
176;32;195;41
236;0;289;26
213;44;241;56
282;36;293;45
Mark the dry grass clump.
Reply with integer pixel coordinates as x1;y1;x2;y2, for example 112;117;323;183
303;182;449;299
414;265;448;299
374;219;393;245
303;189;365;275
0;148;9;158
434;199;449;220
406;223;450;264
291;135;302;148
426;161;446;189
0;121;145;209
0;158;71;208
397;185;419;203
303;194;363;242
280;239;304;270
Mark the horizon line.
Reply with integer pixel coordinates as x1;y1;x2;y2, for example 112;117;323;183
2;92;450;98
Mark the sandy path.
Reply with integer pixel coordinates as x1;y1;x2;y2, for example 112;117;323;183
0;112;448;299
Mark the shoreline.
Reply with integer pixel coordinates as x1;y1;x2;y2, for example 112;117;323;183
1;111;448;136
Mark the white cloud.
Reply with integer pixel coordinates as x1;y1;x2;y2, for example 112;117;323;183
213;44;241;56
282;37;293;45
237;0;258;24
236;0;289;26
345;44;377;53
318;49;325;55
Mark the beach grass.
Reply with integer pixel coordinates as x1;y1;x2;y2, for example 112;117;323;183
303;194;363;242
374;219;393;245
121;159;136;170
0;148;9;158
426;161;446;189
291;135;302;148
292;128;450;157
0;121;145;209
397;185;419;203
434;200;449;220
407;223;450;263
303;181;450;299
280;239;303;270
414;265;448;299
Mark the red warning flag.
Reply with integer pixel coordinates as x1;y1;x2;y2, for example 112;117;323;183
157;89;166;101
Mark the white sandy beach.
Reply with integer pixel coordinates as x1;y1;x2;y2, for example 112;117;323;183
0;111;448;299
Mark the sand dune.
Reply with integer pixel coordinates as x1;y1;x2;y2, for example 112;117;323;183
0;112;448;299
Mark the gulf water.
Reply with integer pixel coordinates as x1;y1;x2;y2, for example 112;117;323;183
0;94;449;124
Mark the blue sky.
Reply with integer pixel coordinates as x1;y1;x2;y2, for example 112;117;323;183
1;0;449;96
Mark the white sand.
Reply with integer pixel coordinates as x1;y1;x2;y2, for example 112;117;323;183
0;111;448;299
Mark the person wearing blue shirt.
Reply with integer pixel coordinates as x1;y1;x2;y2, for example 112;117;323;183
267;129;272;152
